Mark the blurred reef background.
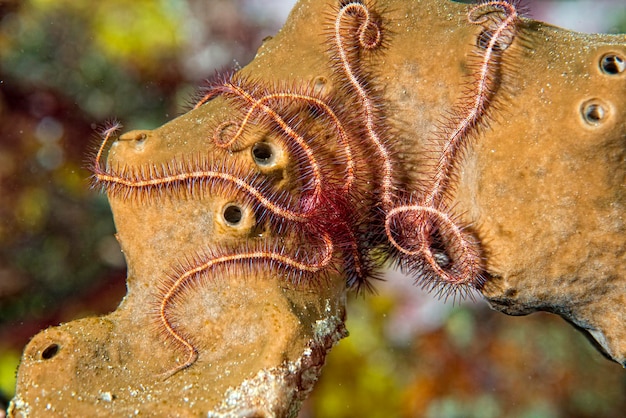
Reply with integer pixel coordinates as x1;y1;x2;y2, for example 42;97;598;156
1;1;625;417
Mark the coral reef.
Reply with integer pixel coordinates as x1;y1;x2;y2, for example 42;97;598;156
9;0;626;416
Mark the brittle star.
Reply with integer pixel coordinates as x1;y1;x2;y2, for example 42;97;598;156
90;0;521;377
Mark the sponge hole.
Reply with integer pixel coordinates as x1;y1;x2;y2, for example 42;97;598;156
222;204;244;226
252;142;278;167
599;53;625;75
580;100;608;126
41;343;60;360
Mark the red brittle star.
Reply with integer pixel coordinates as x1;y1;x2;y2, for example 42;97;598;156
90;0;521;377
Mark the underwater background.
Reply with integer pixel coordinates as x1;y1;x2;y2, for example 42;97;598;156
1;1;625;416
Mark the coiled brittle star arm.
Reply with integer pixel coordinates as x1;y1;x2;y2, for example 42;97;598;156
384;1;519;292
